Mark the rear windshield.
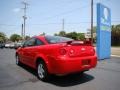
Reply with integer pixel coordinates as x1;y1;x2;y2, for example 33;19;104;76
45;36;73;44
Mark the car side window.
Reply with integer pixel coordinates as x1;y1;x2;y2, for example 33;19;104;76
24;38;36;47
35;39;44;46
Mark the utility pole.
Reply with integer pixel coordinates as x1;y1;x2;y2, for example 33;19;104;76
91;0;93;44
62;19;64;31
22;1;28;39
21;24;23;39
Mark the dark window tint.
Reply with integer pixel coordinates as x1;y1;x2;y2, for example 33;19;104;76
35;39;44;46
24;38;36;47
45;36;73;44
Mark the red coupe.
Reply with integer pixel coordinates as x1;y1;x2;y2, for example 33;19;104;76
16;35;97;81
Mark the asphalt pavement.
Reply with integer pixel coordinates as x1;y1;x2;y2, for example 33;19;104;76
0;48;120;90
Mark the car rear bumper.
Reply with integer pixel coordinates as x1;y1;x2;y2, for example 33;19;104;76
49;55;97;74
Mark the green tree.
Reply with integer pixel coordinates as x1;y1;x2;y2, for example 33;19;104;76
91;24;120;45
77;33;85;40
59;31;66;36
66;32;78;40
10;34;22;42
111;24;120;46
0;32;6;42
54;31;85;40
54;33;58;36
25;35;30;40
66;32;85;40
54;31;66;36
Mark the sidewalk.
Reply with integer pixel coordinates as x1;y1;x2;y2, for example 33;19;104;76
111;47;120;56
94;47;120;57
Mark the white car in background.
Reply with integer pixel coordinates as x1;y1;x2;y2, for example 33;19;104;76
9;43;15;49
14;42;23;49
5;43;10;48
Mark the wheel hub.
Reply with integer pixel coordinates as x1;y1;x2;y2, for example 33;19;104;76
38;64;45;79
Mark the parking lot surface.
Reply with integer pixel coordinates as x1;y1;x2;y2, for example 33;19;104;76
0;48;120;90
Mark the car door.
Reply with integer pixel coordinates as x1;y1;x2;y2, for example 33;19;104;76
28;38;45;67
22;38;45;68
21;38;36;66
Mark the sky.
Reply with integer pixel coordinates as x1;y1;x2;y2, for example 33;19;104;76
0;0;120;37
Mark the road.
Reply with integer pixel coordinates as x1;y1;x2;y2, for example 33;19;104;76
0;48;120;90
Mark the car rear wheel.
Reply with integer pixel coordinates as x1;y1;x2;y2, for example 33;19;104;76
37;61;50;81
80;70;89;74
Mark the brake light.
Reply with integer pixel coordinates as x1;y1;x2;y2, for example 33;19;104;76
60;49;67;55
69;49;75;56
91;48;95;55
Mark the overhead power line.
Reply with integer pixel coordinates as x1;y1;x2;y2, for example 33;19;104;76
0;24;20;26
39;0;111;21
0;21;120;27
41;3;91;21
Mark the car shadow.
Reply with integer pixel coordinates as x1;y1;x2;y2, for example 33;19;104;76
47;73;94;87
19;64;94;87
19;63;37;76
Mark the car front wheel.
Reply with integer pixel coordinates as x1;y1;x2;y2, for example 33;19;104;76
16;55;21;65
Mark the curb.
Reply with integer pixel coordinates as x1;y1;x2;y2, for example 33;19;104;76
111;55;120;58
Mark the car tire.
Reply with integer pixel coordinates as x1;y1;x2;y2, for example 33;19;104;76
16;55;21;65
80;71;85;74
37;61;50;81
80;70;89;74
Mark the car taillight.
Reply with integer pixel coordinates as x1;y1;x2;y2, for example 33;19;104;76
60;49;67;55
91;48;95;55
69;49;75;56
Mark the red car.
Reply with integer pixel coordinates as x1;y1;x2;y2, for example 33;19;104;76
16;35;97;81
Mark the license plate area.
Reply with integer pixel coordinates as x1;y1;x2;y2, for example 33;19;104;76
82;59;90;65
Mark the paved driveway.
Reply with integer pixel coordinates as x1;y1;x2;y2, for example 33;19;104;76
0;48;120;90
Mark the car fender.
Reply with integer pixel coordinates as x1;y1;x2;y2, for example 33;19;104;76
34;54;52;73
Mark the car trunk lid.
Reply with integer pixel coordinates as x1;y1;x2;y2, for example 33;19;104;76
62;41;95;57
